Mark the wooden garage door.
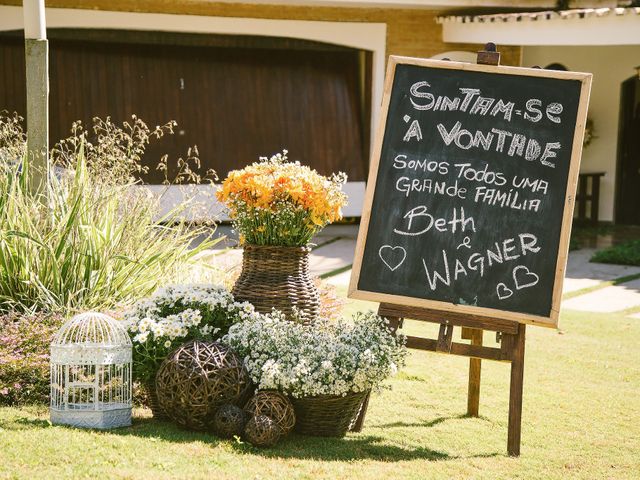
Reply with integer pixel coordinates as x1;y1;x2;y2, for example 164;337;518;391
0;30;371;183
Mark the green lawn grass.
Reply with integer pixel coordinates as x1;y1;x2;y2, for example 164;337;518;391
1;298;639;479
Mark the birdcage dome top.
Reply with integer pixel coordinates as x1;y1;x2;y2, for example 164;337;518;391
52;312;131;347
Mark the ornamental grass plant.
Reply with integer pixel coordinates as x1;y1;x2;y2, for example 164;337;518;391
216;150;347;246
0;113;218;314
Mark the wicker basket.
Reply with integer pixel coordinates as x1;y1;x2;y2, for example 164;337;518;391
144;380;167;420
291;390;369;437
232;244;320;322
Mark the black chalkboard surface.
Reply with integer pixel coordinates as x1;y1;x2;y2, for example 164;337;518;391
349;57;592;327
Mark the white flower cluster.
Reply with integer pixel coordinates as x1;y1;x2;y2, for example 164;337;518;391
129;309;200;346
124;284;261;347
125;284;270;384
258;149;289;164
224;311;407;398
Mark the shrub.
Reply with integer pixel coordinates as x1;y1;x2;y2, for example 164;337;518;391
0;312;64;406
591;240;640;266
0;113;219;314
569;236;580;251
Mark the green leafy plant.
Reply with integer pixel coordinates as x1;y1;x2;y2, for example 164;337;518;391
591;240;640;266
0;113;219;314
583;117;596;148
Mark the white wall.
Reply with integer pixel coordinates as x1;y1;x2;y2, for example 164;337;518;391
523;45;640;222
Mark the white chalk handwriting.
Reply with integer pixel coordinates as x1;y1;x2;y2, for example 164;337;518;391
420;233;541;292
393;206;475;237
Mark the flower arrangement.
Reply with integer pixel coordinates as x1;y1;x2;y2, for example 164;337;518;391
216;150;348;246
123;284;263;383
224;311;407;398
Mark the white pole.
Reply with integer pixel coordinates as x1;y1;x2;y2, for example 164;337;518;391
23;0;46;40
23;0;49;193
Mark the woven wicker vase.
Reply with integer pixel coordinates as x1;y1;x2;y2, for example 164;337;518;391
144;380;167;420
232;244;320;322
291;390;369;437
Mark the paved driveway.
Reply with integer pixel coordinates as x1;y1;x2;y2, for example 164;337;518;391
209;225;640;318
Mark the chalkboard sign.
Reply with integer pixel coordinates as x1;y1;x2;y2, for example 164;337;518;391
349;57;592;327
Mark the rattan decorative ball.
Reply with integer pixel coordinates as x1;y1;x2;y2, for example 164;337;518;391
214;404;247;438
155;340;250;431
244;391;295;436
244;415;281;448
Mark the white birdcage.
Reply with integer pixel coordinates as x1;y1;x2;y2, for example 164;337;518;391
50;312;132;429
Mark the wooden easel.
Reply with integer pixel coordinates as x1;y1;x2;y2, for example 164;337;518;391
352;44;527;457
351;303;526;457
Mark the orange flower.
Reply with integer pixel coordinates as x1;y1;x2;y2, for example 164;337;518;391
216;150;347;244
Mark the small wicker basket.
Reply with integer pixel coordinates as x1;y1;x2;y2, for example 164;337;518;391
291;390;369;437
232;244;320;322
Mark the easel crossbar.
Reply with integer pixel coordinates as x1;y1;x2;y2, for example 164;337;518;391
405;335;506;362
379;304;519;334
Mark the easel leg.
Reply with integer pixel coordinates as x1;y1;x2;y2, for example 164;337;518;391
507;324;526;457
467;329;483;417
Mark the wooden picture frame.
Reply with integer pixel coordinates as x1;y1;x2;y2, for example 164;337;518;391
348;55;592;328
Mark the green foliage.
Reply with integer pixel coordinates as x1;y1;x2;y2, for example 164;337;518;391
591;240;640;266
568;236;580;251
0;312;64;406
0;113;219;314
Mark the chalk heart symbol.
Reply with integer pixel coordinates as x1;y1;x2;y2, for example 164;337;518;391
513;266;539;290
379;245;407;272
496;283;513;300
